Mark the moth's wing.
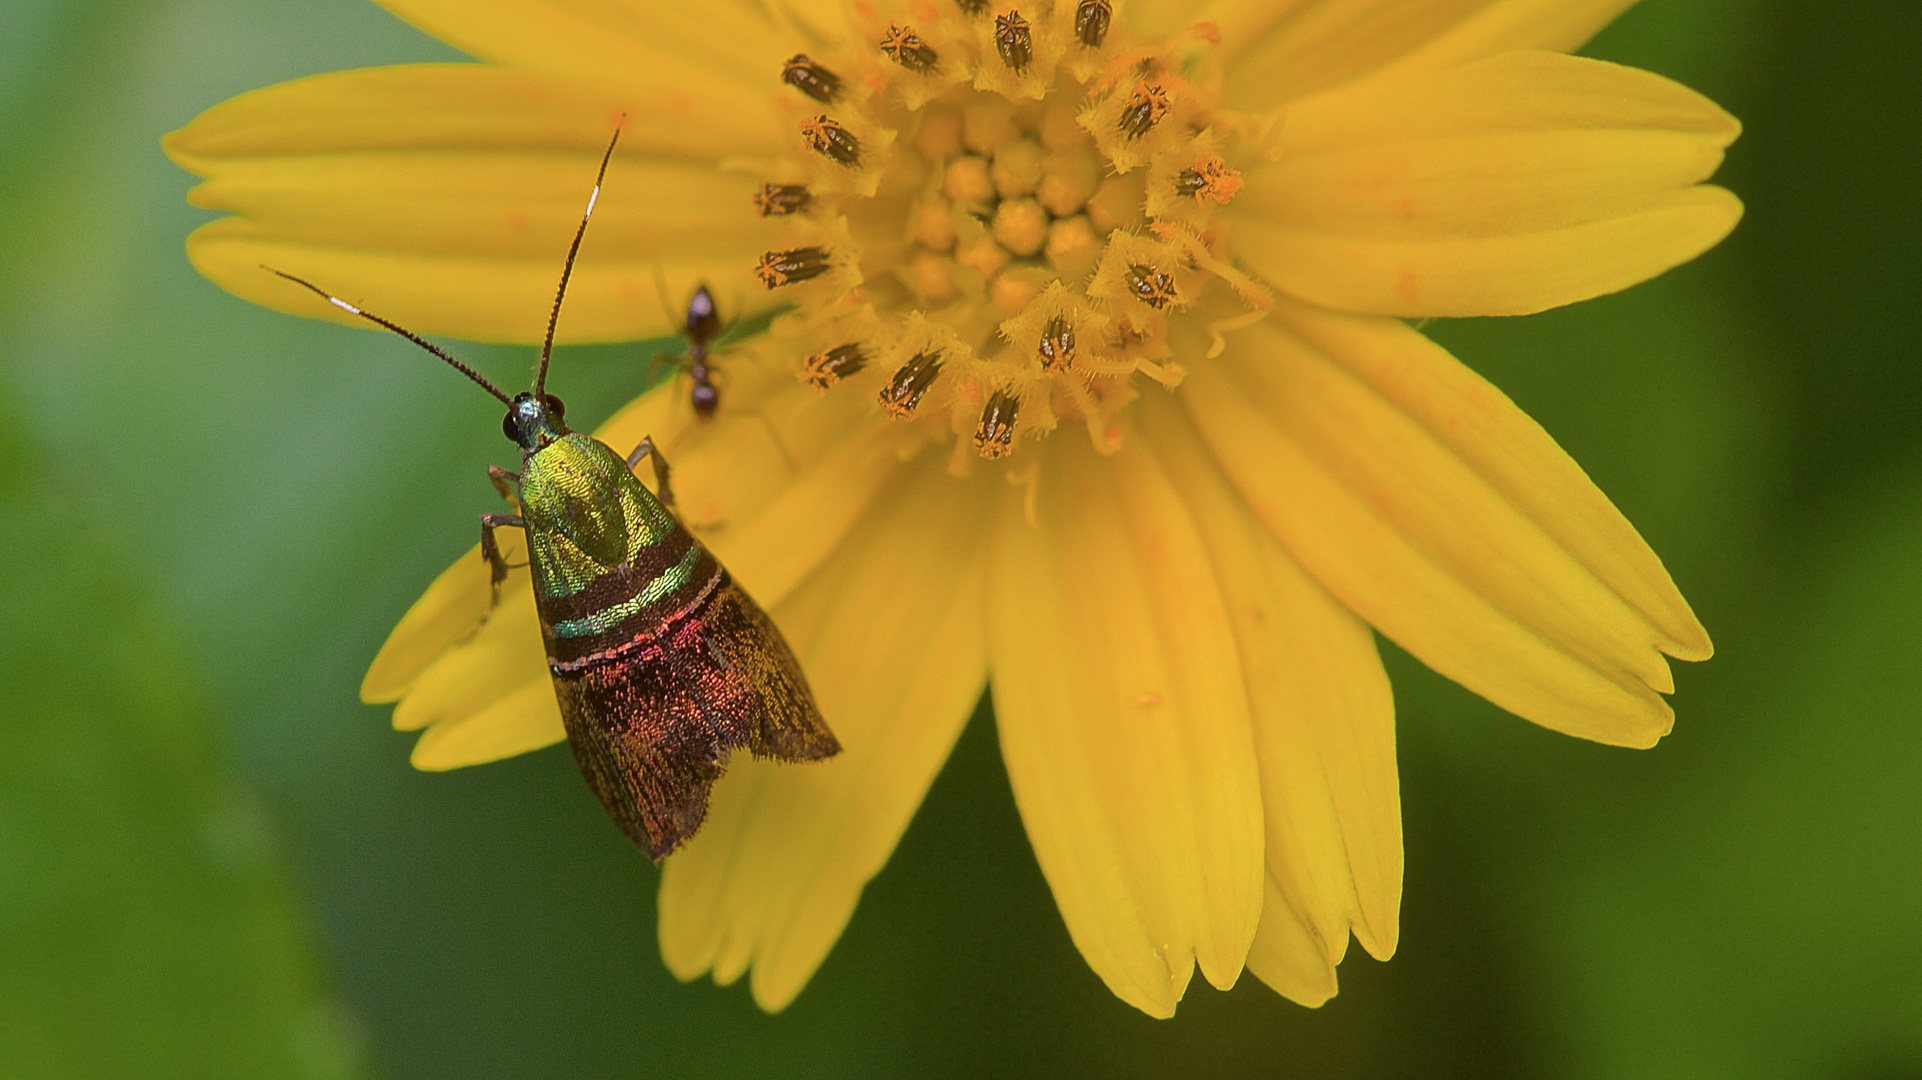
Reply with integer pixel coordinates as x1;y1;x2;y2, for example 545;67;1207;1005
551;575;837;861
528;434;836;860
553;643;729;862
700;578;841;763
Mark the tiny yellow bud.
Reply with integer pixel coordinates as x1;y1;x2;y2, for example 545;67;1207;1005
915;199;957;251
956;235;1011;279
916;109;965;160
991;138;1045;199
1046;215;1099;281
1046;215;1096;260
909;250;957;302
989;272;1044;314
944;155;995;205
1036;147;1100;217
992;198;1049;257
963;97;1019;154
1086;174;1144;232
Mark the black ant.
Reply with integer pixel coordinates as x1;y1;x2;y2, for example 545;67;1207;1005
676;283;723;418
652;279;739;421
649;278;796;484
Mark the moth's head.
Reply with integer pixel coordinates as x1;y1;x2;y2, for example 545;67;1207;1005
504;392;569;451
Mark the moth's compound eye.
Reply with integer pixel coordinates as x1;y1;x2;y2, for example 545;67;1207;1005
503;410;520;441
542;394;565;419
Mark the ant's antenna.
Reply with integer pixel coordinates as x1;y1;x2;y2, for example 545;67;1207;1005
535;125;623;398
263;266;513;406
649;264;682;334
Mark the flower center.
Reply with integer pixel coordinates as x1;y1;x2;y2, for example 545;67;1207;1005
752;4;1266;469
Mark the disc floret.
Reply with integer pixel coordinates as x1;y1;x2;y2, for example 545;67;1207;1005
757;4;1258;467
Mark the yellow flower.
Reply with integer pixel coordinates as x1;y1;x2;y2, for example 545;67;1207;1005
166;0;1734;1018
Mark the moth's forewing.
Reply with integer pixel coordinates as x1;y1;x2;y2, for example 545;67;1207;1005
555;577;834;859
519;434;838;860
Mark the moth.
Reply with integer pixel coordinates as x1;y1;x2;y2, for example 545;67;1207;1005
270;131;840;860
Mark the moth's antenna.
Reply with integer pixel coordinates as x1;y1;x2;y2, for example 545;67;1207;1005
536;125;623;397
263;266;513;406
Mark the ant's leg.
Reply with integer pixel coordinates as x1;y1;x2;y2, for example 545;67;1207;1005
650;265;683;330
646;350;676;385
626;436;676;512
735;404;799;474
699;367;796;471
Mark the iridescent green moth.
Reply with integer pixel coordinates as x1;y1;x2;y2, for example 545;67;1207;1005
270;132;839;860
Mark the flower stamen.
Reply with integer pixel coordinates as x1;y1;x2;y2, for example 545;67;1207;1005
880;26;939;73
1074;0;1112;48
1174;157;1243;205
1124;263;1179;308
753;183;812;216
800;115;862;166
1038;314;1075;372
1117;82;1170;140
756;246;834;288
879;350;944;418
975;389;1019;459
799;343;869;390
783;54;842;102
993;12;1032;73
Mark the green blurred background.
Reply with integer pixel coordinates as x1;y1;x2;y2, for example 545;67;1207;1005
2;0;1917;1076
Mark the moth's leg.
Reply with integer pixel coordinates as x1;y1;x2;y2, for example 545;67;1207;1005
487;465;521;508
479;513;526;613
626;436;676;512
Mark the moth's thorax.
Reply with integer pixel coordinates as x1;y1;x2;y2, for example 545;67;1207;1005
517;432;721;682
519;433;680;596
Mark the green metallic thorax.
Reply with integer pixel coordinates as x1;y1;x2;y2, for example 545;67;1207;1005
518;433;682;601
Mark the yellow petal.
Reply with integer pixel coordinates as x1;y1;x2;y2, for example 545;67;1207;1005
1276;296;1711;660
1244;876;1339;1008
1210;0;1638;107
1245;53;1739;237
1231;52;1742;317
1124;0;1219;38
1139;392;1402;972
1237;188;1739;318
166;64;783;343
762;1;854;48
658;454;991;1011
1183;308;1700;747
390;567;546;734
410;678;565;771
988;431;1264;1017
384;556;563;768
1365;0;1644;86
363;524;524;704
377;0;790;91
703;425;906;610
